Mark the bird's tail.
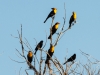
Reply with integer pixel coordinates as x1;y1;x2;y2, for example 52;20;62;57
63;61;67;65
34;50;37;55
27;61;32;69
45;58;49;64
44;17;49;23
48;35;51;39
45;58;51;69
68;24;71;29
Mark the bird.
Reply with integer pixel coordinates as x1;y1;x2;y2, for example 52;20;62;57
48;22;60;39
27;51;33;64
34;40;43;55
45;44;55;64
69;12;77;29
63;54;76;65
44;8;57;23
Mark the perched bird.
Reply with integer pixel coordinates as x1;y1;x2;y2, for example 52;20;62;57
69;12;77;28
34;40;43;55
48;22;60;39
27;51;33;63
63;54;76;65
45;44;55;64
44;8;57;23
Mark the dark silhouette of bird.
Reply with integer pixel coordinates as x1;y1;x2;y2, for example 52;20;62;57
34;40;43;55
45;44;54;64
63;54;76;65
44;8;57;23
27;51;33;63
48;22;60;39
69;12;77;29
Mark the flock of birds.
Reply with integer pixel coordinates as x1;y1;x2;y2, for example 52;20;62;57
27;7;76;68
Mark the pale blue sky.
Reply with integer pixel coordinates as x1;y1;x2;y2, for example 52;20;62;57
0;0;100;75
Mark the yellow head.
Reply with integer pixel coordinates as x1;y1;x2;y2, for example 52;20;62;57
50;44;55;53
54;22;60;29
72;12;77;20
28;51;33;57
51;8;57;14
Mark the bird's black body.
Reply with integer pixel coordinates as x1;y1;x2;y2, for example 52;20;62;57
48;22;60;39
27;55;33;63
69;15;74;28
34;40;43;55
63;54;76;65
48;26;57;39
45;44;54;64
44;8;57;23
44;11;55;23
69;12;76;28
27;51;33;63
45;50;54;64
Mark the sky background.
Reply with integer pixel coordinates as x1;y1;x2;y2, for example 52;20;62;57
0;0;100;75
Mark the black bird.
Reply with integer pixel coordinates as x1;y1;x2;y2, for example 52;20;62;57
34;40;43;55
27;51;33;63
48;22;60;39
44;8;57;23
69;12;77;29
63;54;76;65
45;44;54;64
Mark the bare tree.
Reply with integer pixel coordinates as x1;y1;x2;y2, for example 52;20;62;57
11;3;100;75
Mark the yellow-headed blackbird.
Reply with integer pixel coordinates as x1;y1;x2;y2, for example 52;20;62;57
63;54;76;65
44;8;57;23
45;44;55;64
27;51;33;63
48;22;60;39
69;12;77;28
34;40;43;55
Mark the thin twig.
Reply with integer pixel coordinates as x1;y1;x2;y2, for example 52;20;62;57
11;34;19;39
50;16;54;44
42;31;48;49
19;67;22;75
24;37;33;51
43;64;46;75
25;69;29;75
54;3;67;46
9;56;25;63
55;58;64;73
40;48;62;75
39;50;42;75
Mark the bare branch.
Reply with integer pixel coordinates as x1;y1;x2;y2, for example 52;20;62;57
50;16;55;44
25;70;29;75
39;50;42;75
11;34;19;39
24;38;33;51
34;38;38;46
55;58;64;73
43;64;46;75
42;31;48;49
9;56;25;63
19;67;22;75
54;3;67;46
